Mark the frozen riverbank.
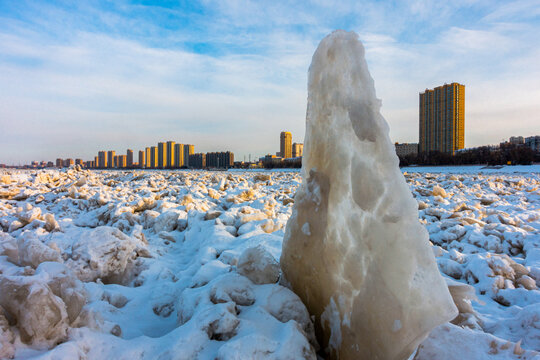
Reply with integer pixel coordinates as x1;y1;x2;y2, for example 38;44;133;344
0;168;539;359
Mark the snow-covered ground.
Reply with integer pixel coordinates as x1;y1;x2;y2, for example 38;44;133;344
0;167;539;359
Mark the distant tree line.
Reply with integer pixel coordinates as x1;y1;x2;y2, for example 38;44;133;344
399;143;538;167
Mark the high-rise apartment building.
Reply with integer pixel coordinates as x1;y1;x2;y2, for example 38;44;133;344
127;149;133;168
145;147;151;168
98;151;107;168
174;143;184;168
138;150;145;168
280;131;292;158
150;146;158;168
158;142;167;169
107;151;116;169
292;143;303;158
56;158;63;168
166;141;175;168
117;155;127;168
184;144;194;167
419;82;465;154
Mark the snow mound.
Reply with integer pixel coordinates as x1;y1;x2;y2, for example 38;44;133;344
416;323;539;359
237;246;280;285
66;226;145;284
17;232;62;268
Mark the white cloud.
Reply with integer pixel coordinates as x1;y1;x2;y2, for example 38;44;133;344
0;0;539;163
0;27;310;162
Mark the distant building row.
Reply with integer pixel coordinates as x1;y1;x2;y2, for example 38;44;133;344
49;140;235;170
55;158;83;168
90;150;233;170
187;152;235;168
92;142;195;169
394;135;540;159
508;135;540;153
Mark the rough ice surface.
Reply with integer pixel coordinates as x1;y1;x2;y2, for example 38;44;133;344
0;167;319;359
0;165;540;358
280;30;458;359
66;226;144;283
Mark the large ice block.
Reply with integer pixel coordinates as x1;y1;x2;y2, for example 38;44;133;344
280;30;457;360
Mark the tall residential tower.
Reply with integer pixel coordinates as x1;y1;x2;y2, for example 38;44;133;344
166;141;175;168
419;82;465;154
138;150;145;168
174;143;184;168
280;131;292;158
183;144;194;167
158;142;167;169
126;149;133;168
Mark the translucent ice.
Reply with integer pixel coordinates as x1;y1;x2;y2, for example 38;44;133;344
280;30;457;359
0;262;86;348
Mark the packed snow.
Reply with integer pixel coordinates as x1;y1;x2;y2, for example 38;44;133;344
0;166;539;359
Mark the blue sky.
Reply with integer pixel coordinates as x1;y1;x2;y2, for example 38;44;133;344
1;0;539;164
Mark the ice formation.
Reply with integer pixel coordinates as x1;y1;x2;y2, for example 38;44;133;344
0;262;86;348
65;226;145;283
280;30;458;359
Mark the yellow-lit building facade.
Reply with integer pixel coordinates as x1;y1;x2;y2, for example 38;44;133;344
280;131;292;158
158;142;167;169
107;151;116;168
98;151;107;168
145;147;151;168
174;144;184;168
292;142;303;158
183;144;194;166
166;141;175;168
150;146;158;168
138;150;145;168
126;149;133;168
419;82;465;154
117;155;127;168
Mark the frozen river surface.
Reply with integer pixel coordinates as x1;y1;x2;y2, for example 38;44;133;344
0;167;539;359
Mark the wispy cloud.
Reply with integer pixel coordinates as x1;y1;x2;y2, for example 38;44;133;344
0;0;538;163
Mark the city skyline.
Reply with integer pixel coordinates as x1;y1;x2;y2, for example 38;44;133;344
9;130;302;168
4;131;538;169
1;1;539;164
92;141;199;169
